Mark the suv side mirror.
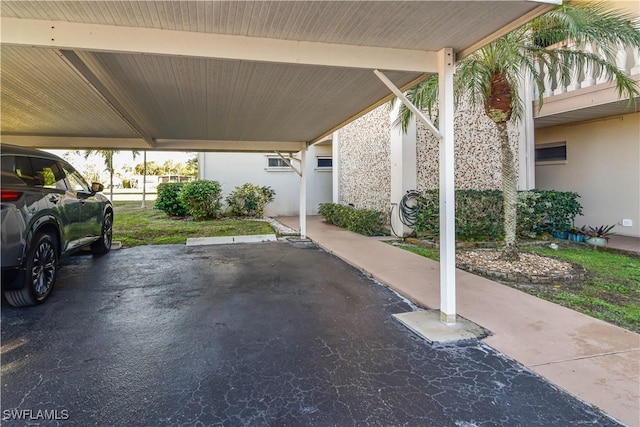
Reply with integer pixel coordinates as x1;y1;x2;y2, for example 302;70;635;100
91;182;104;193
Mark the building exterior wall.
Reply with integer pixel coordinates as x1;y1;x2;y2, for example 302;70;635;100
416;100;520;191
337;99;521;216
199;144;332;217
535;112;640;237
337;105;391;213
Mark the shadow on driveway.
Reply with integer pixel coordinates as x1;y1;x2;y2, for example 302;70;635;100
1;242;619;426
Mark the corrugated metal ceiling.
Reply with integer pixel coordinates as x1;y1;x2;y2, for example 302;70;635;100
1;1;547;51
0;1;556;151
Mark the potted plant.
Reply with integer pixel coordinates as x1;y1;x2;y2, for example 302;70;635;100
568;225;587;243
585;225;615;247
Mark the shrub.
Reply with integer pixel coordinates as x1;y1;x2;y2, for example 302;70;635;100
155;182;188;217
226;184;276;217
412;189;582;241
318;203;385;236
179;180;223;219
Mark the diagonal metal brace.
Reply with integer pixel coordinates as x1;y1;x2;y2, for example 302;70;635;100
374;69;443;140
274;151;301;176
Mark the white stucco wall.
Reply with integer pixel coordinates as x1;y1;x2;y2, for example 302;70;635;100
199;145;332;216
535;112;640;238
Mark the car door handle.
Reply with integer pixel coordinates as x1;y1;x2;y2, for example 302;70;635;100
49;195;60;204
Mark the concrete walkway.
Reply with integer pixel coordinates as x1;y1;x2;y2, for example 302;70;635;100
278;216;640;427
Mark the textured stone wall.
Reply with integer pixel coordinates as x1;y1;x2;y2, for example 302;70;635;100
417;99;520;191
338;99;520;218
337;105;391;213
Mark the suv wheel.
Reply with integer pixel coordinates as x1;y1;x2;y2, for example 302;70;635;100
91;210;113;255
4;233;58;307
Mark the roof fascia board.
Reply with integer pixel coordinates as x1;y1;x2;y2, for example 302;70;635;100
1;17;438;73
154;139;306;153
1;135;307;152
457;3;558;60
1;136;150;150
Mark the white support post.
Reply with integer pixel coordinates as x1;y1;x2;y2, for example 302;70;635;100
519;70;536;190
390;103;417;237
332;131;340;204
299;146;308;239
438;48;456;325
141;150;147;208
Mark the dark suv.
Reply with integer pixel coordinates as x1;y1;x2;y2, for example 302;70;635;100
1;144;113;306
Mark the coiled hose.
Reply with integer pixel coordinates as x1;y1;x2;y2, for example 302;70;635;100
389;190;421;237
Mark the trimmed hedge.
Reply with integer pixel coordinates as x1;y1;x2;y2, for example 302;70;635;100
414;189;582;241
318;203;385;236
319;190;582;241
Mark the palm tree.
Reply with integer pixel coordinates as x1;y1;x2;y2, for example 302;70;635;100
397;1;640;261
85;150;139;201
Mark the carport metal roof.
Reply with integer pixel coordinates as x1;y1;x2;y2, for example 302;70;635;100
1;0;556;152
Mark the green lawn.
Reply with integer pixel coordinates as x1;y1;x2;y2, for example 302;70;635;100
524;246;640;333
394;242;640;333
112;201;275;247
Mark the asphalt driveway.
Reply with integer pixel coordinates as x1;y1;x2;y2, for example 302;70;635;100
1;241;619;426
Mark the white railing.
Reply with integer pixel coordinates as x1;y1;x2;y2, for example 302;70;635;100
536;43;640;98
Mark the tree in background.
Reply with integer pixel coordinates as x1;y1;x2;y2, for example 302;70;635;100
397;1;640;261
84;150;139;200
134;155;197;178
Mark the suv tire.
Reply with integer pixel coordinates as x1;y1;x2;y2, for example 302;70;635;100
91;210;113;255
4;233;59;307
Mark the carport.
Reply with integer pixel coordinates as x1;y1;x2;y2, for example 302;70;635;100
0;0;558;324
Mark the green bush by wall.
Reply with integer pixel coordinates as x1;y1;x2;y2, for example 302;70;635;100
318;203;385;236
179;180;224;219
414;189;582;241
319;189;582;240
226;184;276;217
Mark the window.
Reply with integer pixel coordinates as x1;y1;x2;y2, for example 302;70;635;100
62;165;90;193
266;156;294;171
535;142;567;164
316;157;333;169
29;157;66;190
268;157;290;168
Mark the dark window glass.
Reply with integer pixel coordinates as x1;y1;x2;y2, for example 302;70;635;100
535;144;566;162
1;155;38;186
317;158;332;168
30;157;67;190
